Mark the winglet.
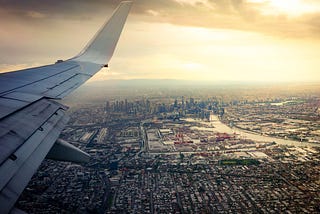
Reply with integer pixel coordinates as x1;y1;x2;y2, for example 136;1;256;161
73;1;132;64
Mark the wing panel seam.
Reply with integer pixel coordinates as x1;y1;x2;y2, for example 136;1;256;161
0;64;80;96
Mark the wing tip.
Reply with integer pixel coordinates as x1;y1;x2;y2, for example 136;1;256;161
71;0;132;64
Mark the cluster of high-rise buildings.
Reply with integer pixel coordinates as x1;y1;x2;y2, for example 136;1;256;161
104;97;224;120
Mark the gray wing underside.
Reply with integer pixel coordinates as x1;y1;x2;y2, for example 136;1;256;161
0;1;132;213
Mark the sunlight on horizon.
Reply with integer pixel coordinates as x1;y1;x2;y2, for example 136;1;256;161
89;22;320;83
1;0;320;83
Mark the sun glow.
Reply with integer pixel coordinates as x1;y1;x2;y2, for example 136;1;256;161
270;0;316;15
249;0;319;16
102;22;320;82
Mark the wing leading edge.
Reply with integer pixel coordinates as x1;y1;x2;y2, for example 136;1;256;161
0;1;132;213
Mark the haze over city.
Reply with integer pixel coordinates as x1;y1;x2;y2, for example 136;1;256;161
0;0;320;82
1;1;320;213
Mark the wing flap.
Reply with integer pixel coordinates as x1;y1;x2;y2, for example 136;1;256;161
0;99;67;164
0;98;29;119
0;110;68;214
0;109;67;191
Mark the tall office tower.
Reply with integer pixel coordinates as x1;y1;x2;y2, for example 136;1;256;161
146;99;150;113
105;101;110;112
174;99;178;108
190;97;195;106
125;99;128;112
181;96;185;109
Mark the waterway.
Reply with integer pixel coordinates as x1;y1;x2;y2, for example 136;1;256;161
185;116;320;148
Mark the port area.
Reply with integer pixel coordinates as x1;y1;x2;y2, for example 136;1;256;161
143;116;317;161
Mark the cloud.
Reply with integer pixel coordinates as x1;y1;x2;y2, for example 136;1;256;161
151;0;320;39
1;0;319;39
0;0;320;42
303;12;320;35
146;9;159;17
174;0;213;8
0;1;319;83
26;11;46;19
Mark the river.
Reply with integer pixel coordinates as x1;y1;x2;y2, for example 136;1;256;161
184;116;320;148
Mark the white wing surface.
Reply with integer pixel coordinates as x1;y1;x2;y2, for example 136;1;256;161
0;2;132;213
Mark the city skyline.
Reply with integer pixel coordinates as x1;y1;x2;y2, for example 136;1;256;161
16;84;320;213
0;0;320;82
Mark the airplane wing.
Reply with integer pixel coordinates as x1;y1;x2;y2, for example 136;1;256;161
0;1;132;213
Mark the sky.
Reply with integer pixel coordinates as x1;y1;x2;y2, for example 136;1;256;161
0;0;319;82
